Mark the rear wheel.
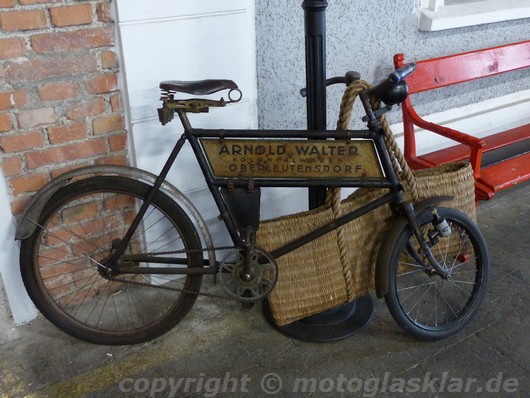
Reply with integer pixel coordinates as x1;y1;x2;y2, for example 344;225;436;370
385;207;489;340
20;176;203;345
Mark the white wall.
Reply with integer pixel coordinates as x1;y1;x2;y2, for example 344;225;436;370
115;0;307;249
255;0;530;133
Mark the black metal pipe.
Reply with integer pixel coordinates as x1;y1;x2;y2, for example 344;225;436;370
303;0;328;209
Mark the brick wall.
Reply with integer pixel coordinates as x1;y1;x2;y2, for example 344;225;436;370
0;0;127;215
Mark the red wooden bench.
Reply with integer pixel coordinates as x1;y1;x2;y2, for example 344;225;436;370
394;40;530;200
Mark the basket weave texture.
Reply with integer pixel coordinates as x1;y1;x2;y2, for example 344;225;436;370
256;81;476;326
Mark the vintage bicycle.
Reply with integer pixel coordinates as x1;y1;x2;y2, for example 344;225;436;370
16;63;489;345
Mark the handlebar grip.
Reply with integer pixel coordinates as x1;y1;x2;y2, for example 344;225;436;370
388;62;417;83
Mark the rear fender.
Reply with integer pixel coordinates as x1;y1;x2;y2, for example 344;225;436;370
15;165;216;268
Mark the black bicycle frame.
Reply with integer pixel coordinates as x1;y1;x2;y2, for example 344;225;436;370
113;109;408;276
188;128;402;239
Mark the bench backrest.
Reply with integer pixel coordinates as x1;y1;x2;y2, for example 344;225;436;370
394;40;530;95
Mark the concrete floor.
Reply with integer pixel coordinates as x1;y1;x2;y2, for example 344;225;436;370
1;182;528;398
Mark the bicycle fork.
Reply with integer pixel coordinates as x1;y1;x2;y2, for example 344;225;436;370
402;202;450;279
361;92;450;281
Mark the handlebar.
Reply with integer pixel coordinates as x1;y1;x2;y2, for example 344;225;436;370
358;62;416;122
389;62;416;83
369;62;416;96
300;71;361;97
300;64;416;98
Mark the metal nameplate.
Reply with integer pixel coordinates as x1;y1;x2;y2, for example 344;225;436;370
200;139;383;179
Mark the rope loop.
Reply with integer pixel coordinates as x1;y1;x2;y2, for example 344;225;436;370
328;80;419;204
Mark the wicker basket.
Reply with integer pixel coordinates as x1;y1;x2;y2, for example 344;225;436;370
257;162;475;325
256;81;477;326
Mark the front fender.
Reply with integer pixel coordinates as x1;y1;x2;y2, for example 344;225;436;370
374;196;453;298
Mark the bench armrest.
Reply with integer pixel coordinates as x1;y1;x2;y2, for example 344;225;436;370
403;102;485;179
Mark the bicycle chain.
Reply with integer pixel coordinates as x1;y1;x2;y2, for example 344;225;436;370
124;245;237;258
110;245;249;303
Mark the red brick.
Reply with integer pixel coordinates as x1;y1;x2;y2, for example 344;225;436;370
9;172;48;196
85;73;118;94
5;54;97;83
96;3;113;23
66;97;105;121
20;0;62;4
92;114;124;134
0;112;12;132
0;0;16;8
0;90;28;110
101;50;118;69
96;155;128;166
0;130;45;153
17;108;56;129
0;9;47;31
10;197;29;215
31;28;114;53
38;81;77;102
48;122;87;144
50;4;92;27
1;156;23;177
0;37;26;59
108;133;127;152
110;94;122;113
50;161;91;179
26;138;107;169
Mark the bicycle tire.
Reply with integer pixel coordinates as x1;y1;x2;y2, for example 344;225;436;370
20;176;203;345
385;207;489;340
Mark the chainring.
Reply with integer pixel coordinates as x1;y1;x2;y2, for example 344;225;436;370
217;248;278;302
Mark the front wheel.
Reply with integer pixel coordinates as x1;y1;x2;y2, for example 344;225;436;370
20;176;203;345
385;207;489;340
